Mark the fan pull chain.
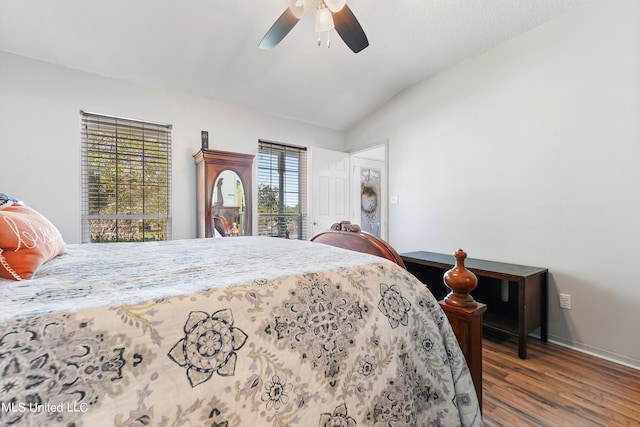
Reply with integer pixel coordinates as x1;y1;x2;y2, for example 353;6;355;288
317;30;331;48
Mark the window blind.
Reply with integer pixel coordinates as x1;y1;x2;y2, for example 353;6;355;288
258;140;307;239
80;111;172;243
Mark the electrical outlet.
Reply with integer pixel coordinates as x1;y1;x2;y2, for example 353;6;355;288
559;293;572;310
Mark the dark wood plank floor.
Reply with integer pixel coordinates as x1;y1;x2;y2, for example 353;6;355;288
482;333;640;427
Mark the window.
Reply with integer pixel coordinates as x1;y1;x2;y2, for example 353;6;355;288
81;111;172;243
257;141;307;239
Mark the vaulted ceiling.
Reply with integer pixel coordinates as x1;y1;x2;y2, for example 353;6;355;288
0;0;592;130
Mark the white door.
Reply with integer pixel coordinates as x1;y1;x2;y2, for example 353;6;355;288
310;148;350;236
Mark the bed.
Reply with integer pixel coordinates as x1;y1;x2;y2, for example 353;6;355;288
310;221;486;412
0;201;482;426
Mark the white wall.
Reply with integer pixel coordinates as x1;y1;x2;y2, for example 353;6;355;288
0;52;343;243
346;0;640;367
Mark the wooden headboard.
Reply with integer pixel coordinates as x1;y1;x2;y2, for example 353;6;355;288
212;215;230;237
309;221;406;268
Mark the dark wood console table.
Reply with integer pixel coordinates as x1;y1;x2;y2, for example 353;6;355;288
401;251;548;359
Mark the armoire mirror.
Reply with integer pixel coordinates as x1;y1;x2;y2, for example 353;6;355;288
212;170;246;236
194;149;255;238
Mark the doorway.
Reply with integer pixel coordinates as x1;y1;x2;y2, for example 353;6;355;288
309;142;388;239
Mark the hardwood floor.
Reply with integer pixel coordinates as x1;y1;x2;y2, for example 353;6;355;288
481;333;640;426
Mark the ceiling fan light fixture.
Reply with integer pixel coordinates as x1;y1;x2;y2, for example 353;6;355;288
289;0;311;19
315;5;334;33
324;0;346;13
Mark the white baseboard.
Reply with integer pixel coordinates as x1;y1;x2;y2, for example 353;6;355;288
546;334;640;371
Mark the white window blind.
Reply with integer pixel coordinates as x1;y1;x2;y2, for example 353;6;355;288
258;140;307;239
81;111;172;243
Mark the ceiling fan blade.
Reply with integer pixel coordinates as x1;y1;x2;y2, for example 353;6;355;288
332;4;369;53
259;8;300;50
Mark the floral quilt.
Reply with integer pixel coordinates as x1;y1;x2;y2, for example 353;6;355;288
0;237;482;426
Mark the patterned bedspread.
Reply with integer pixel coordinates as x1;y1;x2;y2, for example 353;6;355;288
0;237;481;426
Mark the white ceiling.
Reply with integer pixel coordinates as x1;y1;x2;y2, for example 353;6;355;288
0;0;592;130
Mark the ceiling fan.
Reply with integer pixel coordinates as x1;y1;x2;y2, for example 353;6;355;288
259;0;369;53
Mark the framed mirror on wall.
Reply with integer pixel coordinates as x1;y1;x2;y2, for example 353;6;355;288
194;149;255;238
359;167;382;237
350;142;387;240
